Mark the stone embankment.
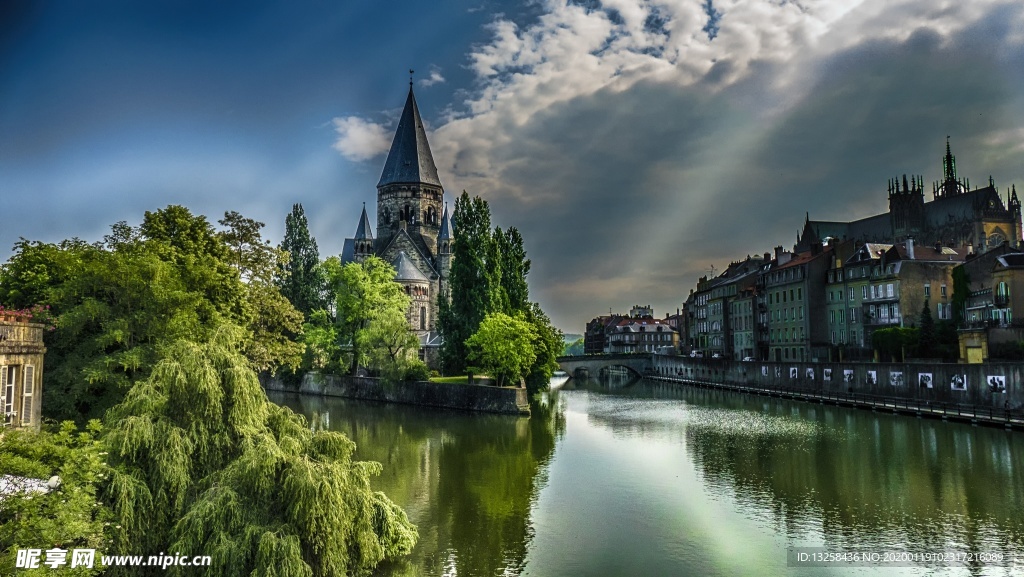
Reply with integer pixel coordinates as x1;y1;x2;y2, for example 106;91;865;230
262;373;530;416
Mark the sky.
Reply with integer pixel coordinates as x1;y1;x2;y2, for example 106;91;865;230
3;0;1024;332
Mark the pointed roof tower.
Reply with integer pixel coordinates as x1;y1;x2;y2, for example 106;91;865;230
377;85;442;188
393;251;429;282
354;203;373;240
438;202;452;241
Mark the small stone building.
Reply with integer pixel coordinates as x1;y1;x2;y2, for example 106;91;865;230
0;319;45;431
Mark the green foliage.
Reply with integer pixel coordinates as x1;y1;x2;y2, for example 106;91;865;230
871;327;919;362
951;266;970;327
360;307;422;384
299;309;342;374
277;204;327;317
465;313;537;387
497;227;530;314
523;303;563;395
327;256;411;375
439;192;495;374
563;337;585;356
104;326;416;576
989;340;1024;360
917;299;936;357
0;207;303;422
0;421;111;576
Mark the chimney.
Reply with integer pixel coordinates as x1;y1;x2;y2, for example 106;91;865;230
763;252;770;261
906;236;915;260
934;240;942;252
774;245;783;259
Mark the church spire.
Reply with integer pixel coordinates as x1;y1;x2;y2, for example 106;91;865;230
354;202;373;240
438;202;453;241
377;84;442;188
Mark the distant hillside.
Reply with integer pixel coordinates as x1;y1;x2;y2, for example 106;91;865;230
563;333;583;344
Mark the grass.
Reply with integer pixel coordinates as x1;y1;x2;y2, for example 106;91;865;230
429;375;496;385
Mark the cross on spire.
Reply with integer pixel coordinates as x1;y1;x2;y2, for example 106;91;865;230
409;68;414;86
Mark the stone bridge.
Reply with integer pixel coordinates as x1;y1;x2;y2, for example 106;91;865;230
556;353;656;379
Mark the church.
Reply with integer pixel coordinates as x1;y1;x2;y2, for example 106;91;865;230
341;84;453;364
798;139;1022;253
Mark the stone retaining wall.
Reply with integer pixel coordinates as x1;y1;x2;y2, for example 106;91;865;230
261;373;530;416
649;356;1024;408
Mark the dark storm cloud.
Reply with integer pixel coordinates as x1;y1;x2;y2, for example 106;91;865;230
424;1;1024;330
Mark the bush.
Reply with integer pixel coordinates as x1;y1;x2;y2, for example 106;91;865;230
403;362;431;382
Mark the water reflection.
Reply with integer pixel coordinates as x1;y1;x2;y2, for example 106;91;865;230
271;378;1024;576
571;379;1024;574
268;391;565;577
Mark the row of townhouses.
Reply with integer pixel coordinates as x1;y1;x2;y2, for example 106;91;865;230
679;141;1023;362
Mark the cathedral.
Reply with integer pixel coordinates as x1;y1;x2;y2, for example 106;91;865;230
798;139;1022;253
341;84;452;362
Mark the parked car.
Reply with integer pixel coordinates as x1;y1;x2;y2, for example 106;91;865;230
742;356;756;361
711;353;722;359
690;350;704;358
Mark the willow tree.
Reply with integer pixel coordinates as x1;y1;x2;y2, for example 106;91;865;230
105;326;416;576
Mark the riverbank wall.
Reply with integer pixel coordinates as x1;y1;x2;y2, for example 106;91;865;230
261;373;531;416
648;357;1024;408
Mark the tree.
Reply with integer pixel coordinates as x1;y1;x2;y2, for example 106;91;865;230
951;266;970;327
498;227;530;314
465;313;537;388
0;421;111;577
218;211;304;374
917;298;936;357
277;204;326;317
105;326;417;576
359;307;425;384
0;207;303;422
329;256;410;375
439;192;494;374
523;303;563;394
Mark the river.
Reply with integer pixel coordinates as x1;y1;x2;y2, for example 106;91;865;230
268;376;1024;576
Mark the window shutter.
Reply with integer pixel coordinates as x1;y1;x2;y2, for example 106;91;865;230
21;366;34;426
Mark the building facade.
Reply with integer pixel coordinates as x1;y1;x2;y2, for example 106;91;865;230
1;320;45;432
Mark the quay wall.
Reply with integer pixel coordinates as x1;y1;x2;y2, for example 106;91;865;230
261;373;530;416
647;357;1024;408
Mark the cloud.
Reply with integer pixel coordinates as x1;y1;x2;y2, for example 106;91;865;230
331;116;391;161
418;66;446;87
339;0;1024;330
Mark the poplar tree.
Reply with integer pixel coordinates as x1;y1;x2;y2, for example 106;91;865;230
499;227;531;314
105;325;417;576
278;204;325;317
439;192;494;374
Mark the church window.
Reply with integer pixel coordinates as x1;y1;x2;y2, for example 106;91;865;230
420;307;426;330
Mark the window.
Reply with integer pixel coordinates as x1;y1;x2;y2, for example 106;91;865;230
941;284;947;298
839;309;845;324
880;306;888;319
862;286;868;299
20;366;34;426
2;365;15;426
886;284;894;298
832;330;836;344
840;329;846;342
798;288;802;300
830;310;835;323
790;289;795;301
420;307;427;330
924;284;930;298
850;308;857;324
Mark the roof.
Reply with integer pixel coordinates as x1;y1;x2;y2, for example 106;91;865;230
776;246;831;270
438;203;452;241
392;250;430;282
377;85;442;188
354;204;373;240
890;241;967;262
340;238;355;264
996;253;1024;268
